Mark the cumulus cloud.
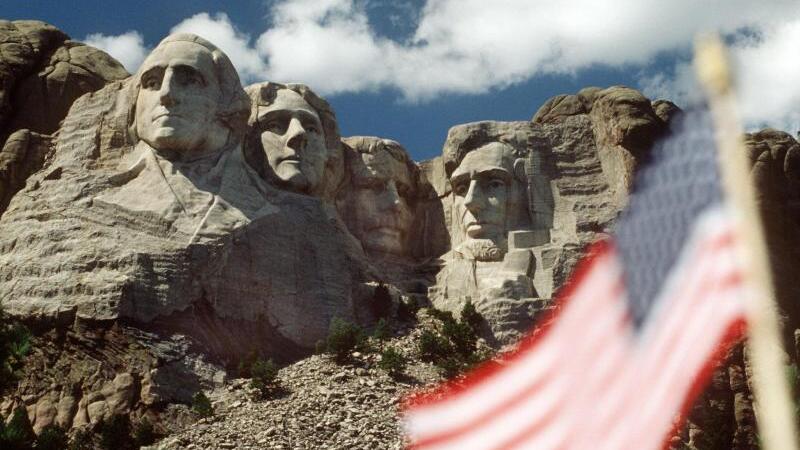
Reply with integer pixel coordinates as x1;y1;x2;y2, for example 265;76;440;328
84;1;800;130
255;0;799;102
83;31;148;73
641;18;800;134
170;12;267;83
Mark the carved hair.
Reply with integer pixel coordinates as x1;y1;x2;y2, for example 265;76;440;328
125;33;250;144
244;81;344;199
341;136;419;199
245;82;340;152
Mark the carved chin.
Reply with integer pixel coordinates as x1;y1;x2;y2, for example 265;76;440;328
275;166;309;192
459;238;506;262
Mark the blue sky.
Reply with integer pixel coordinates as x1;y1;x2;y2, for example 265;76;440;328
4;1;799;161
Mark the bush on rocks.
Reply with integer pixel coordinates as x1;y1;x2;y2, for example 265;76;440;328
99;414;134;450
0;302;31;391
192;391;214;418
250;358;280;398
416;303;491;378
35;424;69;450
133;418;158;447
68;428;93;450
324;318;366;363
0;405;36;450
378;347;407;377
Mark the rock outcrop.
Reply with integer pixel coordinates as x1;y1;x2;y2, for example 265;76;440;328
0;20;128;218
423;86;673;345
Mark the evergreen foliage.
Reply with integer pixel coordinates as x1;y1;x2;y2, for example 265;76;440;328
249;358;280;398
191;391;214;418
35;424;69;450
324;318;365;363
416;303;491;378
98;414;134;450
0;405;36;450
0;302;32;391
378;347;407;377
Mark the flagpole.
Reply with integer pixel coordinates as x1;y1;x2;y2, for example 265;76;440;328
695;35;799;450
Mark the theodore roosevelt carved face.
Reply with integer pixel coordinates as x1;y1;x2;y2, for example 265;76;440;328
339;137;416;257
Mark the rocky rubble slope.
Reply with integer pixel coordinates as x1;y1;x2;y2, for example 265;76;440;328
152;333;437;449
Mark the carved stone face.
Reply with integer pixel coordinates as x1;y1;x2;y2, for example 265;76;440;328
348;148;414;256
450;142;523;254
135;40;226;156
254;89;328;193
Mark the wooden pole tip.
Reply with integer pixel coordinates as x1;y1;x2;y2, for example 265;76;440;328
694;33;732;97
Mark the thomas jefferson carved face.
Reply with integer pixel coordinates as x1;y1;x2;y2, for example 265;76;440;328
134;40;228;156
254;89;328;193
450;142;526;260
345;142;414;256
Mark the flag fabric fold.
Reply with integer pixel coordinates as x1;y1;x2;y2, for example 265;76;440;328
403;109;752;450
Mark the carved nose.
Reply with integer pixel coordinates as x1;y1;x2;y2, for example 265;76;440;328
158;71;177;106
384;181;402;210
463;180;482;211
286;118;307;150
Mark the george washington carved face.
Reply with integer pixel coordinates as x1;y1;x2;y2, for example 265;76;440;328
130;34;249;159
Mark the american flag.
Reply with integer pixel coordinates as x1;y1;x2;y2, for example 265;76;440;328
403;109;752;450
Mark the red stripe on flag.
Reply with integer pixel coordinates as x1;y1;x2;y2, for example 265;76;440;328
404;207;750;450
403;240;615;412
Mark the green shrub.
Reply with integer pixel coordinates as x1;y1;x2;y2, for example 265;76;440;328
436;356;465;379
132;418;158;447
250;358;280;398
417;329;452;363
372;318;391;342
191;391;214;418
427;308;455;325
442;319;477;357
98;414;133;450
324;318;364;363
0;405;36;450
378;347;407;377
68;428;93;450
460;299;483;333
237;349;260;378
417;305;491;379
0;302;32;390
35;424;69;450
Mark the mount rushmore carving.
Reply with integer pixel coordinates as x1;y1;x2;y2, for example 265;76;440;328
5;31;623;352
4;24;800;443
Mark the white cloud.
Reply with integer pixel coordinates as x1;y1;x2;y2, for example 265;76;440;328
640;18;800;135
170;12;267;84
733;20;800;134
83;1;800;131
83;31;148;73
255;0;799;103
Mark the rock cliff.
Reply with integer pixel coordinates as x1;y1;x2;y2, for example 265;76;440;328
0;20;797;450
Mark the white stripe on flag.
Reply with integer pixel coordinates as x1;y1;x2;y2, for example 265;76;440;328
405;205;750;450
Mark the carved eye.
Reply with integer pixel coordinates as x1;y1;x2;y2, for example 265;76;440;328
397;184;411;199
304;121;320;134
141;75;160;90
453;183;468;196
487;179;506;190
174;66;204;87
264;119;286;133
